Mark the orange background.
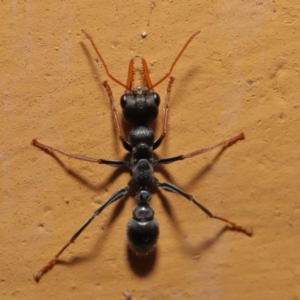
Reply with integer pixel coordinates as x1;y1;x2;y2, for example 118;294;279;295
1;1;299;299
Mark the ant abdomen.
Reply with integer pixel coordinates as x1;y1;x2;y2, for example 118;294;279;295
127;204;159;254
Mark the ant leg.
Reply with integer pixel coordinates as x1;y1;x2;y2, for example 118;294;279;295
150;31;201;89
154;179;252;236
154;77;175;149
82;30;128;90
102;81;132;152
155;133;245;165
34;184;132;282
32;139;129;167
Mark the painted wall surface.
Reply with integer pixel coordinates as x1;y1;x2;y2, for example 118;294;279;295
1;1;299;299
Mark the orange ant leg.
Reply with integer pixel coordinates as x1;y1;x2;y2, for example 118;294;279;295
82;29;129;90
102;81;132;151
82;30;200;91
150;31;201;89
32;139;128;167
32;139;99;162
153;76;175;149
155;133;245;164
34;186;130;282
182;132;245;159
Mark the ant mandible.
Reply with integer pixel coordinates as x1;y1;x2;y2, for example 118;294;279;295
32;30;252;282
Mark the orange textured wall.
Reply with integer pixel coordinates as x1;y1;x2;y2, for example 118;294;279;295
1;1;299;299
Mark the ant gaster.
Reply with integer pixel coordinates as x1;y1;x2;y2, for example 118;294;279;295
32;30;252;282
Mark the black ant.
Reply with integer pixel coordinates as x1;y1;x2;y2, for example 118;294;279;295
32;30;252;282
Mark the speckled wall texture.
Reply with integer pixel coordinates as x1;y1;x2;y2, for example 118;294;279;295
1;1;299;299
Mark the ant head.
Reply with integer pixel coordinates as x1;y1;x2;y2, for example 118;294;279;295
120;87;160;124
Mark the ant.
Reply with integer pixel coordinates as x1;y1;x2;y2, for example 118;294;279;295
32;30;252;282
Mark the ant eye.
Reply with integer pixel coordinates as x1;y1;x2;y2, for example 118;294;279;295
120;94;127;109
153;93;160;107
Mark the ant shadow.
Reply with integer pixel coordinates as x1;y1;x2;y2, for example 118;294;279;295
126;247;157;277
